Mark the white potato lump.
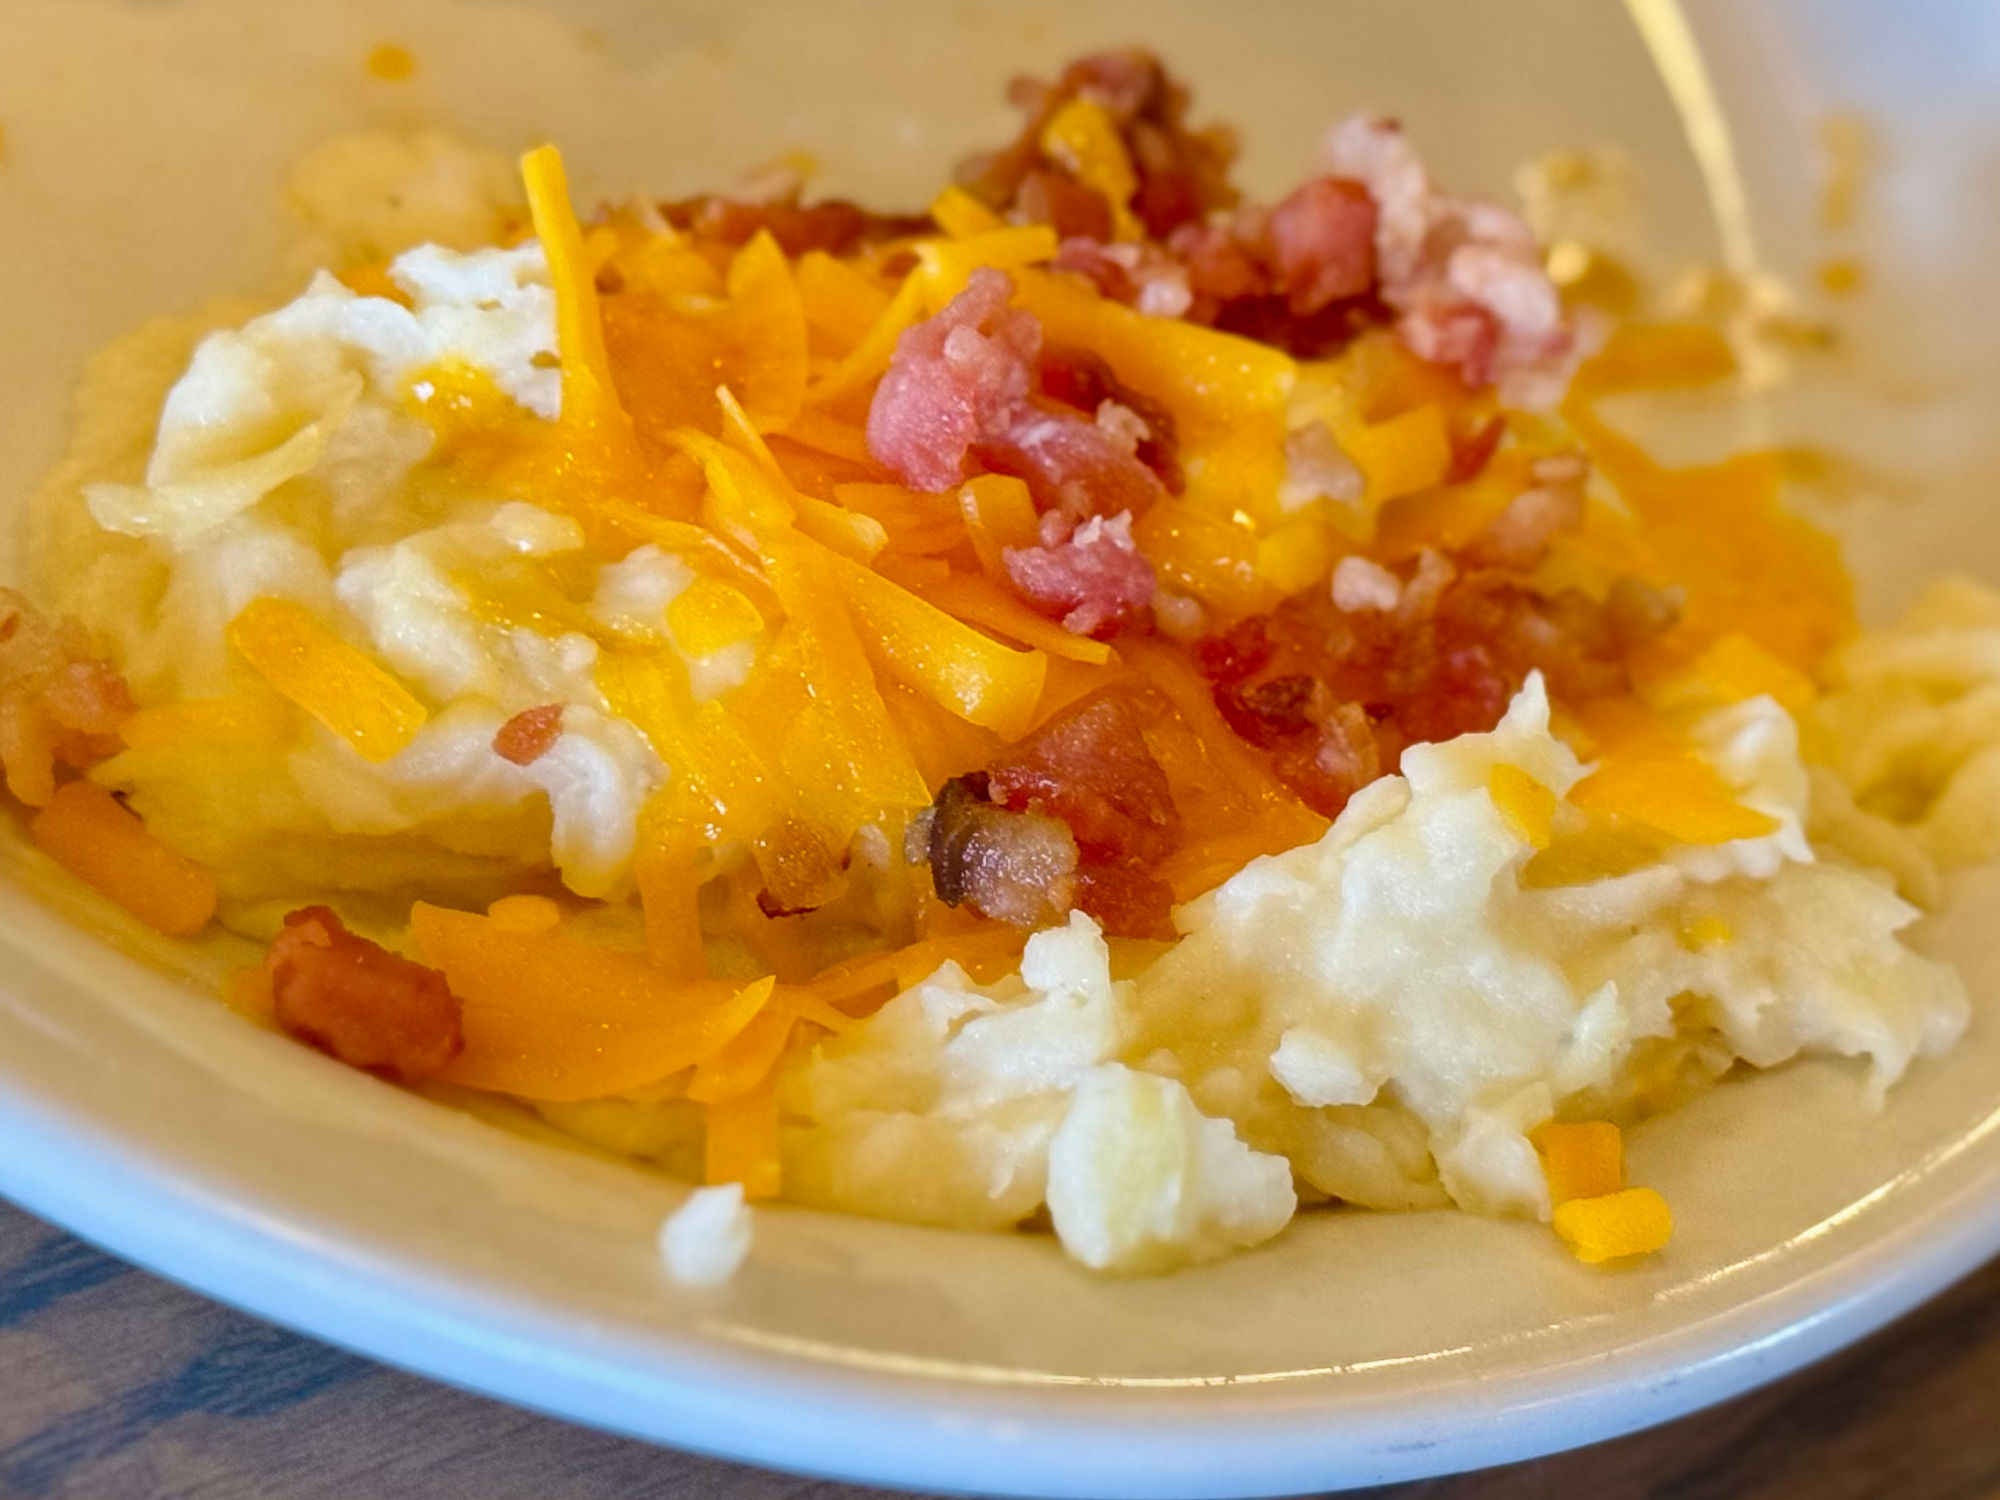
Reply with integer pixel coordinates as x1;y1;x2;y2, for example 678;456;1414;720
35;140;760;910
781;676;1967;1272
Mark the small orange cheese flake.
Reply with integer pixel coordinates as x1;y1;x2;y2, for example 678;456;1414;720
704;1076;783;1200
31;780;218;937
1651;632;1817;719
928;185;1005;239
687;1005;796;1104
1567;752;1779;846
225;598;428;763
116;695;291;752
410;903;772;1101
1679;913;1734;950
485;894;563;934
1532;1121;1624;1204
667;577;765;657
1552;1187;1673;1264
1489;764;1558;849
1345;403;1452;504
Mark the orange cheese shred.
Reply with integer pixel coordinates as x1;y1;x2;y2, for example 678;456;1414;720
32;779;218;936
704;1076;783;1199
225;598;427;763
411;903;769;1101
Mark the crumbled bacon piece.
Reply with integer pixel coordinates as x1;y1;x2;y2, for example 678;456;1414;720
1321;116;1574;406
867;267;1040;494
1462;481;1586;572
957;49;1239;240
492;703;562;767
867;269;1168;523
976;407;1167;521
1004;511;1156;638
986;691;1181;864
0;589;134;808
265;906;464;1083
923;693;1185;938
1051;238;1194;320
1073;864;1178;942
1034;345;1183;492
658;195;929;257
1265;177;1379;315
1199;503;1673;817
1016;170;1116;242
1446;414;1508;483
925;775;1078;929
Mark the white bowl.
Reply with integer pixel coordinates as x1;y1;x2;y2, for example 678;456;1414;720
3;2;1999;1494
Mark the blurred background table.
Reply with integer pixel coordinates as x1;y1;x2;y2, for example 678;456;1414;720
1;1195;1993;1500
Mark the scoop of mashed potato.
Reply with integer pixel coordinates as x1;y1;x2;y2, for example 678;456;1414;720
38;159;762;910
781;676;1968;1271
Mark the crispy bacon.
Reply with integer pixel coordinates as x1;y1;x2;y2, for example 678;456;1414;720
1050;238;1194;320
1003;511;1156;638
1199;508;1674;817
1265;177;1379;316
867;267;1169;528
266;907;463;1082
956;49;1238;240
985;691;1180;864
1034;345;1183;492
923;693;1184;938
658;194;929;258
1073;864;1177;942
492;703;563;767
974;408;1166;522
0;589;134;808
1321;116;1574;406
925;775;1078;929
867;266;1041;494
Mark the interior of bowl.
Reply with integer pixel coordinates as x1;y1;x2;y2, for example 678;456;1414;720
2;1;1999;1494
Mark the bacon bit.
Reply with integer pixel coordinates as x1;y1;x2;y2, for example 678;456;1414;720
867;266;1041;494
1051;238;1194;320
1016;170;1116;242
1322;116;1574;406
1073;863;1177;941
1265;177;1379;315
1004;511;1156;638
925;692;1184;939
975;406;1166;522
925;775;1078;929
266;906;464;1083
658;194;930;257
867;269;1167;522
1034;344;1183;491
985;691;1180;864
1200;529;1671;816
0;588;134;808
957;50;1238;241
492;703;563;766
1446;414;1508;483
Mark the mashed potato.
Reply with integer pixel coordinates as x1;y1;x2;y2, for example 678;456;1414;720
11;103;1994;1281
783;676;1967;1268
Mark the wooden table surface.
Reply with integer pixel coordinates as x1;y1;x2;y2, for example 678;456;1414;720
1;1196;1995;1500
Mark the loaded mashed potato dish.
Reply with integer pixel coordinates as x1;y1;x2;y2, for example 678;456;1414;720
5;52;1994;1277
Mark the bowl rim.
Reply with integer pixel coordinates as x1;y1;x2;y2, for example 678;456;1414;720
3;977;1998;1500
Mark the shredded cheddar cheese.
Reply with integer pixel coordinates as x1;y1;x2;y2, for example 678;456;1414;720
224;598;427;763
